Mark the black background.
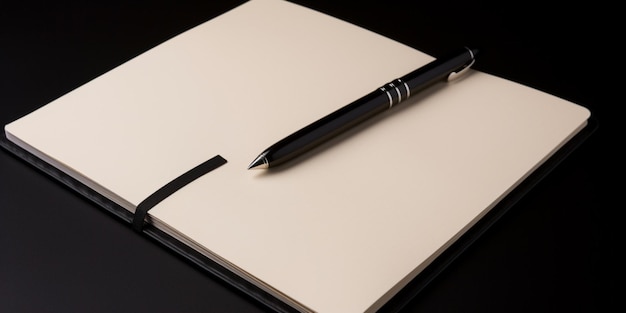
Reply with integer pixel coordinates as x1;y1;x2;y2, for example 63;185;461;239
1;1;619;312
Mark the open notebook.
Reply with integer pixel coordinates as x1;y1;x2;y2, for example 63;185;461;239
1;0;592;312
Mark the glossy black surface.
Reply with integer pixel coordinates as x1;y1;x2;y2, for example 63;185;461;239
1;0;618;312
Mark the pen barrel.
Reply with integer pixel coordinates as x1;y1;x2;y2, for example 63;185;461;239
265;90;391;167
257;47;477;168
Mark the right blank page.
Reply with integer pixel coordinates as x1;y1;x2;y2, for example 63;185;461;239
149;71;590;313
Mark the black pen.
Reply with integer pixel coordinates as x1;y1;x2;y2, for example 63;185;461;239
248;47;478;170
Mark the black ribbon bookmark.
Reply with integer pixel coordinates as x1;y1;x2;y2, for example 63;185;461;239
132;155;227;232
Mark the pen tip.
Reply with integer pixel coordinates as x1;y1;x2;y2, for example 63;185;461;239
247;153;269;170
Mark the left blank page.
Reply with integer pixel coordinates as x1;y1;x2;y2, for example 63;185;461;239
3;1;430;311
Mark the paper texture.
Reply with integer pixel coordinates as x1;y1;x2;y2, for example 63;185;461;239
4;0;590;312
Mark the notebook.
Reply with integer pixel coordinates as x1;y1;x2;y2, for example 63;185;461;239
1;0;592;312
